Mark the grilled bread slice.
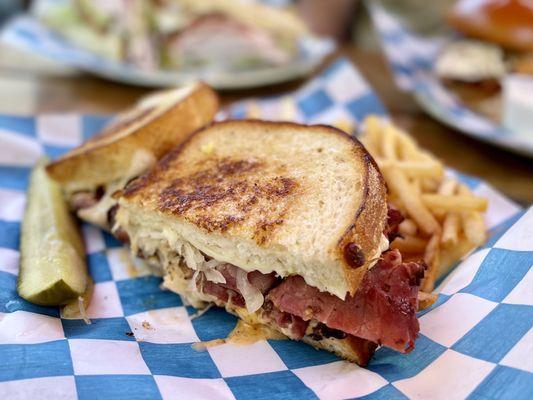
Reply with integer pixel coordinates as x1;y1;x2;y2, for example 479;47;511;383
46;82;219;228
115;120;388;299
113;120;389;363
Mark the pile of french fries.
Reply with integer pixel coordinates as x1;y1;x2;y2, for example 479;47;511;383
360;116;488;292
245;101;488;294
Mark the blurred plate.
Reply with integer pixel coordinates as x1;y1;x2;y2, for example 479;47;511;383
368;1;533;158
412;75;533;158
1;16;335;89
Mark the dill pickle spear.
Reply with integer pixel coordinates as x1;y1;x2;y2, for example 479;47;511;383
18;159;88;306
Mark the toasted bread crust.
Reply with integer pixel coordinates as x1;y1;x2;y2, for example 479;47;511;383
46;83;219;190
302;334;378;365
338;150;388;295
121;120;388;295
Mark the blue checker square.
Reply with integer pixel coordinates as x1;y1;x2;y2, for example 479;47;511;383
468;366;533;400
139;342;220;378
346;92;386;120
391;64;415;80
43;144;71;159
0;221;20;250
190;306;237;342
356;384;409;400
320;58;345;79
380;29;404;46
81;115;112;140
269;338;338;369
0;271;59;317
63;317;135;341
225;371;318;400
231;106;247;119
116;276;182;316
87;252;113;283
0;340;72;381
297;89;334;118
453;304;533;363
76;375;162;400
454;170;482;190
103;231;124;248
0;114;35;138
0;166;31;191
485;211;525;248
368;335;446;382
412;56;433;70
460;248;533;302
12;24;38;43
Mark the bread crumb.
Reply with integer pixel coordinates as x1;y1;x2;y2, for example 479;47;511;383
142;321;153;330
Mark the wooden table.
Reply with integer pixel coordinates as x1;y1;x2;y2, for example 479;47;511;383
0;43;531;204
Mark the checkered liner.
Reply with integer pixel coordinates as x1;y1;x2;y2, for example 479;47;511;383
367;1;533;157
1;59;532;399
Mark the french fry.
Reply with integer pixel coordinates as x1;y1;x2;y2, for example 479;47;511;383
440;176;460;248
418;291;438;310
362;115;383;155
438;178;457;196
382;124;398;160
441;212;460;247
376;160;444;179
360;115;488;290
391;235;427;253
421;194;488;212
422;234;441;292
457;183;472;195
461;211;486;247
439;237;477;277
399;218;418;236
396;130;425;161
382;166;440;235
412;177;422;196
457;184;487;246
421;178;439;192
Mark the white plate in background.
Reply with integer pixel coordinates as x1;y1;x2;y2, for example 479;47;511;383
1;15;335;89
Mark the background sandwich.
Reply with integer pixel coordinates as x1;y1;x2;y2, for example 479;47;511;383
112;120;426;365
46;82;219;230
39;0;308;71
435;0;533;123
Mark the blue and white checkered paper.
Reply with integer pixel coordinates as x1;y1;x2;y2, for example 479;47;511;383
0;59;532;400
367;1;533;157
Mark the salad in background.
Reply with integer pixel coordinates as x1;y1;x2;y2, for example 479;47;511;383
37;0;309;72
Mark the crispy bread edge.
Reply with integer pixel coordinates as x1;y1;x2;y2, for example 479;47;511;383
337;146;388;296
46;83;219;189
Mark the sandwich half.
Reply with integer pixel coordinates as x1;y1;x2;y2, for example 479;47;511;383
113;120;426;365
46;82;219;230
